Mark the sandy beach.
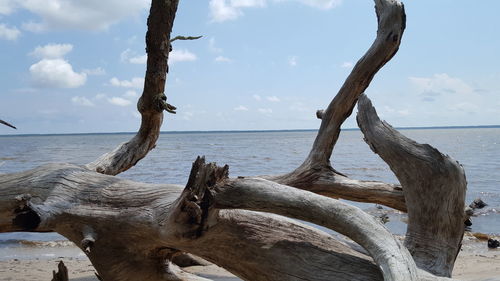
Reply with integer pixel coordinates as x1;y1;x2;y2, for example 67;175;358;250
0;234;498;281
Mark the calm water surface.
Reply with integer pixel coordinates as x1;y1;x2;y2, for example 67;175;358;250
0;128;499;258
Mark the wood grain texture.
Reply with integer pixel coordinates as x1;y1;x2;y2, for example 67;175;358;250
357;94;467;277
86;0;179;176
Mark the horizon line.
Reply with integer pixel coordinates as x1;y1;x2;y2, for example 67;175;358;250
1;125;499;137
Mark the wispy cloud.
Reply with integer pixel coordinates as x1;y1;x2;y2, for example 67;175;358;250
258;108;272;114
71;96;94;107
288;56;297;67
215;55;232;63
83;67;106;75
253;94;262;101
14;0;149;32
234;105;249;111
266;96;280;102
109;77;144;89
30;43;73;59
209;0;341;22
170;49;197;63
341;61;353;69
108;97;132;107
0;23;20;40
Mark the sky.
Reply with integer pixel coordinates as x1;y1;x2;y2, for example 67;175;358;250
0;0;499;134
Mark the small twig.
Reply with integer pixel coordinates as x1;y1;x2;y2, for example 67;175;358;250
170;35;202;43
0;119;16;129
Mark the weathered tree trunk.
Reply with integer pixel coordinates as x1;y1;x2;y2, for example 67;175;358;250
357;94;466;277
0;0;468;280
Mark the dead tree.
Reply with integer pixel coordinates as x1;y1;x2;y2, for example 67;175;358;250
0;0;467;280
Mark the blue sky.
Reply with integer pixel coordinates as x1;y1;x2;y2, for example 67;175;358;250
0;0;499;134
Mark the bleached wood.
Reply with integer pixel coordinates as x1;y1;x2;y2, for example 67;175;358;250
357;94;467;277
0;163;457;281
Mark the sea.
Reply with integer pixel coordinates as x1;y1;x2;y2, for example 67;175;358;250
0;127;499;260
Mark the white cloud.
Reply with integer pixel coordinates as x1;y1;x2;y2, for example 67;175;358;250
209;0;339;22
109;77;144;89
288;56;297;66
409;73;474;95
94;93;107;100
0;0;16;15
0;23;20;40
170;49;197;63
129;54;147;64
409;73;475;103
291;0;341;10
266;96;280;102
30;43;73;59
209;0;243;22
121;48;147;64
108;97;132;107
341;61;353;69
82;67;106;75
258;108;272;114
71;96;94;107
253;94;262;101
234;105;249;111
14;0;149;32
383;106;411;117
123;90;138;98
30;59;86;88
215;55;232;63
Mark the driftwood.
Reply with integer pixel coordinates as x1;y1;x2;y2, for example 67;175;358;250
51;261;69;281
0;0;467;280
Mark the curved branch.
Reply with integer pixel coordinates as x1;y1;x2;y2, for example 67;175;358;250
304;0;405;167
263;0;407;213
356;94;467;277
181;157;418;281
86;0;180;175
265;166;407;212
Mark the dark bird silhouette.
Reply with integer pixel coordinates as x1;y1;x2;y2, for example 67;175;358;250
0;119;16;129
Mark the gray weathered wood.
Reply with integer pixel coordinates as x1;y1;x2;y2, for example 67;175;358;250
0;163;457;281
86;0;179;176
357;94;467;277
0;0;469;280
263;0;408;213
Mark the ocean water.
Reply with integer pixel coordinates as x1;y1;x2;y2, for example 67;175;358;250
0;128;499;259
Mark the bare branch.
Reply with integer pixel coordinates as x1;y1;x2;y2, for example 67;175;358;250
179;157;418;281
304;0;405;166
0;119;16;129
86;0;180;175
170;35;203;42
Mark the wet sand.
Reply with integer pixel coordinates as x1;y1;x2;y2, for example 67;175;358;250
0;236;498;281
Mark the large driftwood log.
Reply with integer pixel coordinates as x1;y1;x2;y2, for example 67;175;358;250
0;0;468;280
0;163;455;281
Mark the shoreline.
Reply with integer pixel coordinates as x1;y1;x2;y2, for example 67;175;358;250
0;234;498;281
